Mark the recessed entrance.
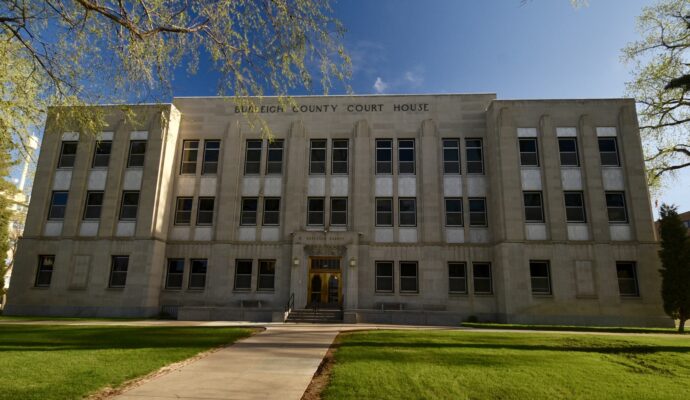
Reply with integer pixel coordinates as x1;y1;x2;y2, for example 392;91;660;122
308;257;342;307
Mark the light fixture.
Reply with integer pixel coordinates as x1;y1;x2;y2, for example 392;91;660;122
349;257;357;268
293;257;300;267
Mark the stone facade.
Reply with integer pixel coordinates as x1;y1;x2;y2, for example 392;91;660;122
5;94;672;326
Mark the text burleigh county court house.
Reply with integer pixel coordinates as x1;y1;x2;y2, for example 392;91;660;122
4;94;672;327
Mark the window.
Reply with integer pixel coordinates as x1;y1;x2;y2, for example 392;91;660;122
83;191;104;220
564;191;586;223
400;261;418;293
127;140;147;167
266;140;284;174
180;140;199;174
174;197;193;225
234;260;252;290
530;260;551;295
109;256;129;288
240;198;258;225
202;140;220;174
558;138;579;166
196;197;215;225
598;137;620;166
519;138;539;166
616;262;639;296
469;198;487;227
258;260;276;291
309;139;327;174
332;139;349;174
376;139;392;174
92;141;112;168
375;261;394;292
443;139;461;174
330;198;348;226
307;197;325;226
448;262;467;294
119;191;140;221
35;255;54;287
58;141;78;168
244;140;262;174
376;198;393;226
188;259;207;289
48;191;68;220
165;259;184;289
399;198;417;226
445;198;463;226
473;262;492;294
523;191;544;223
263;198;281;225
605;192;628;223
398;139;415;174
465;139;484;174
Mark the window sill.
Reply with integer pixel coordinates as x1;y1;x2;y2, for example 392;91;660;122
374;292;395;296
31;286;50;290
473;293;494;297
399;292;419;296
449;292;468;297
620;295;642;300
186;288;205;291
532;294;553;298
233;289;252;293
106;287;125;290
256;290;275;293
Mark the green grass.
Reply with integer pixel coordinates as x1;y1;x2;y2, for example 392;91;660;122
0;324;255;400
324;330;690;400
461;322;684;334
0;315;147;321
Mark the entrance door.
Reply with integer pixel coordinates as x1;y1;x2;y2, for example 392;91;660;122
308;257;342;306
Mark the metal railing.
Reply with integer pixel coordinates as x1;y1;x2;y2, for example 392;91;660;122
285;293;294;313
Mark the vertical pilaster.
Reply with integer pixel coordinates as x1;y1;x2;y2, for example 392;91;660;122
540;115;567;241
420;119;442;243
352;120;372;236
62;132;94;237
216;120;242;241
283;120;307;235
579;115;610;242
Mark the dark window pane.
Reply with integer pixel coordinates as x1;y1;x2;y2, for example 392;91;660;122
466;139;484;174
376;140;392;174
398;139;415;174
375;262;394;292
605;192;628;223
473;263;492;294
598;138;620;166
263;198;281;225
332;139;349;174
308;198;324;225
616;262;639;296
241;198;258;225
92;141;112;168
330;198;348;226
83;191;104;220
58;142;78;168
35;255;55;287
258;260;275;291
128;141;147;167
245;140;262;174
109;256;129;288
399;198;416;226
469;198;487;226
49;192;69;220
197;197;215;225
310;140;327;174
119;191;139;220
166;259;184;289
234;260;252;290
189;259;207;289
266;140;284;174
202;140;220;175
180;140;199;174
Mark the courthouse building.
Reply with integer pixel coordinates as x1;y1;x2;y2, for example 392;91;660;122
5;94;672;326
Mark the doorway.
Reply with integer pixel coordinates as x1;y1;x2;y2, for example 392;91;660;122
307;257;342;307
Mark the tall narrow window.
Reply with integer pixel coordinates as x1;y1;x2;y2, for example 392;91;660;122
376;198;393;226
400;261;418;293
605;192;628;223
445;198;463;226
330;197;348;226
266;140;284;174
258;260;276;291
174;197;193;225
530;260;552;295
240;198;258;225
234;260;252;290
519;138;539;166
465;139;484;174
398;139;415;174
564;191;586;223
48;191;68;220
196;197;215;225
188;259;207;289
558;138;579;166
472;262;492;294
180;140;199;174
375;261;394;293
332;139;349;174
309;139;327;174
35;255;55;287
399;198;417;226
598;137;620;166
616;262;639;297
119;191;140;221
83;191;104;220
244;140;262;174
92;141;112;168
523;191;544;222
263;198;281;226
448;262;467;294
127;140;147;167
469;198;487;227
376;139;392;174
109;256;129;288
443;139;461;174
202;140;220;174
165;259;184;289
307;197;325;226
58;141;78;168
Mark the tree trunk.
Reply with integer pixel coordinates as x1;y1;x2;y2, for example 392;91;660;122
679;317;686;333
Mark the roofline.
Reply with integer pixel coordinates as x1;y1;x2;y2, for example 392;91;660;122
172;93;498;100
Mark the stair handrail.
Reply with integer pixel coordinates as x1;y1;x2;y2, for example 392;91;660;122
285;292;294;313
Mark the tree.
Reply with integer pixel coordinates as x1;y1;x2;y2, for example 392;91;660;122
0;138;17;306
657;203;690;332
624;0;690;190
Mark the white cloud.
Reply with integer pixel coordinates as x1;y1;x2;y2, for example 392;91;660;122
403;70;424;87
373;77;388;94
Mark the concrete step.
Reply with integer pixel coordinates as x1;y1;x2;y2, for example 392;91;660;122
286;308;343;323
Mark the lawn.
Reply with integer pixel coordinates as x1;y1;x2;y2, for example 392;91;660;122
461;322;683;334
0;324;254;400
323;330;690;400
